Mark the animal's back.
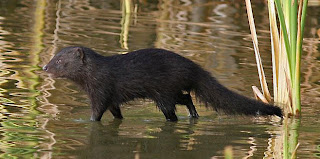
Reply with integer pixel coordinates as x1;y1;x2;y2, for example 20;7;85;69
107;48;202;101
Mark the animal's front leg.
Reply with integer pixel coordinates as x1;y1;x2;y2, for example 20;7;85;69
176;93;199;118
90;108;107;121
90;100;108;121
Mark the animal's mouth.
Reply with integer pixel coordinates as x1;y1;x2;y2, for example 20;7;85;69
47;73;58;78
43;65;64;78
46;72;65;79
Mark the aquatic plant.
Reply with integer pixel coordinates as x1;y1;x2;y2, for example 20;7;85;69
245;0;308;116
245;0;308;158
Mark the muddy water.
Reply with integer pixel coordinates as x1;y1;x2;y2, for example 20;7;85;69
0;0;319;158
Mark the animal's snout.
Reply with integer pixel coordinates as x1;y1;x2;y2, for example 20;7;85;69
42;65;48;71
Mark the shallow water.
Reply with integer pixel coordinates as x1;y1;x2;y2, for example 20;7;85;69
0;0;319;158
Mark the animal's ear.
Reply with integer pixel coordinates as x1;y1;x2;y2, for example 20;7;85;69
73;47;85;61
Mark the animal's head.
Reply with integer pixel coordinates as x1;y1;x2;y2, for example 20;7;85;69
43;46;86;79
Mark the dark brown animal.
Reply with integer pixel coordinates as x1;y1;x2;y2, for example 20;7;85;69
43;46;282;121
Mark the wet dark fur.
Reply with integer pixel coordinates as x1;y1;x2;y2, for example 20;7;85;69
43;46;282;121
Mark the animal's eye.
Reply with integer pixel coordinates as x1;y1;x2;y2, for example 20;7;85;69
56;59;62;64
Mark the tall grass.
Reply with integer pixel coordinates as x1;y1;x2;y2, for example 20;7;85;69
245;0;308;158
245;0;308;116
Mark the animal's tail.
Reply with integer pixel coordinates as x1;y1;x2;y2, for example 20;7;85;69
194;71;282;117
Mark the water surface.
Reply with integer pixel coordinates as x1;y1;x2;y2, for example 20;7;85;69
0;0;319;158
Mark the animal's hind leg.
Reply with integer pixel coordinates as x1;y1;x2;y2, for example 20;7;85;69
156;99;178;122
109;106;123;119
161;107;178;122
176;93;199;118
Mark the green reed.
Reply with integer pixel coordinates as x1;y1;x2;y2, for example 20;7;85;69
246;0;308;116
273;0;308;116
245;0;308;158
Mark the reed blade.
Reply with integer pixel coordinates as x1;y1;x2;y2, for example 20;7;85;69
252;86;269;103
268;0;280;102
274;0;292;74
245;0;271;102
289;0;298;77
292;0;308;115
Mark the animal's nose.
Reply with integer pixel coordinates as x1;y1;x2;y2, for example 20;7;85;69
42;65;48;71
